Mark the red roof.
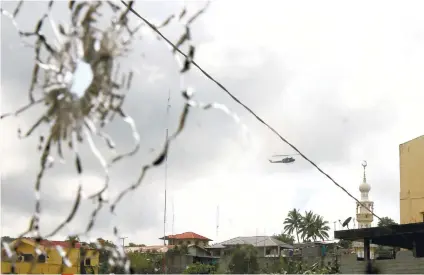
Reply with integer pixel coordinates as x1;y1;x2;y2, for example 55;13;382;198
20;238;81;248
160;232;212;241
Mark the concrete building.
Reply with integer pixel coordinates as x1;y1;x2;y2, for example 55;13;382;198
1;238;99;274
400;135;424;224
206;236;293;258
159;232;212;247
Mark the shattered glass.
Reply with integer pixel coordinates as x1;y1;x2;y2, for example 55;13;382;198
1;0;249;273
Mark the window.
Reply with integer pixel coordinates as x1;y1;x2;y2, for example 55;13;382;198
37;255;46;263
265;247;273;255
85;258;91;266
22;254;34;262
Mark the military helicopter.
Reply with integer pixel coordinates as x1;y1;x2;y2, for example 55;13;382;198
269;154;300;164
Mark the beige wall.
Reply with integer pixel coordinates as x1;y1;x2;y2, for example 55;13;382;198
399;135;424;224
169;239;209;247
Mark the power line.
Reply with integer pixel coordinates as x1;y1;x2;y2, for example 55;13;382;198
119;1;382;222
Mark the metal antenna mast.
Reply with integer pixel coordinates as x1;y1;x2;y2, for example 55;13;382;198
120;237;128;248
172;198;175;235
216;205;220;239
163;90;171;274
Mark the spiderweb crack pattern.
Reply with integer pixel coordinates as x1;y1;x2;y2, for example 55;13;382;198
1;1;248;273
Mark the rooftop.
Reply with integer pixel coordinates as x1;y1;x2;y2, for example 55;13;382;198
207;236;293;249
334;222;424;255
400;134;424;146
159;232;212;241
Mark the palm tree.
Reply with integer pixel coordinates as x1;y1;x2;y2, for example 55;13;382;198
299;211;330;242
283;208;302;243
313;215;330;241
299;210;316;242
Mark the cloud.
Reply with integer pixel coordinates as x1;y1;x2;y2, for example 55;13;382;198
1;0;424;247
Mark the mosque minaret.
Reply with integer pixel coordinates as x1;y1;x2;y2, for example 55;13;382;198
353;161;377;259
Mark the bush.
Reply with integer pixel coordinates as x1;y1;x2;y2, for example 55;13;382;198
183;262;217;274
258;257;340;274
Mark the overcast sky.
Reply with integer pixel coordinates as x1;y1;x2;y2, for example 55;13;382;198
1;0;424;246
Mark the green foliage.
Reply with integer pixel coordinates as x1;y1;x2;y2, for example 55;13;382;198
1;236;15;244
273;233;295;245
284;209;330;243
227;244;259;274
167;244;189;255
284;208;303;243
377;216;397;227
128;252;163;274
99;261;110;274
84;266;94;274
299;211;330;242
376;217;399;255
183;262;217;274
263;258;340;274
338;239;352;249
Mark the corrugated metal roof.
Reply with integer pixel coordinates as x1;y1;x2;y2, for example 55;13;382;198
207;236;293;249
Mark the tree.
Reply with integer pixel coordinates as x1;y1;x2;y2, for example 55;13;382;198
299;211;330;242
376;217;399;256
227;245;259;274
312;214;331;241
283;208;303;243
128;242;137;247
273;233;295;245
1;236;15;243
92;238;118;274
167;244;189;255
66;235;80;244
378;217;397;227
338;239;352;249
127;252;162;274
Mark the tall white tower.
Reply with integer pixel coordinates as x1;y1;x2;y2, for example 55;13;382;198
353;161;377;260
356;161;374;228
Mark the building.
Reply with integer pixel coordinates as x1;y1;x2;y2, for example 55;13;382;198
294;240;340;258
352;161;377;260
1;238;99;274
159;232;212;247
206;236;293;258
400;135;424;224
124;245;174;253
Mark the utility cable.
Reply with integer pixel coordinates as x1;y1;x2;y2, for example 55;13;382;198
120;0;383;222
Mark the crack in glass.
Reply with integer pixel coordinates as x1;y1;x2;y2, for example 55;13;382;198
1;1;249;273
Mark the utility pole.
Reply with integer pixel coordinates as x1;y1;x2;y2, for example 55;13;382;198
120;237;128;248
172;198;175;235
